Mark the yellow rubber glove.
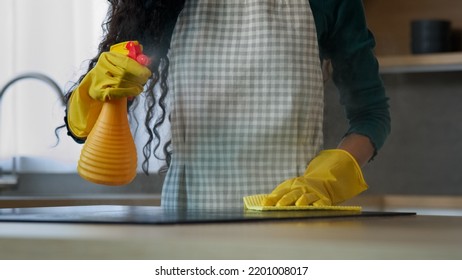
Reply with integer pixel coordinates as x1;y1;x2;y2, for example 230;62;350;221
262;149;368;206
67;41;152;139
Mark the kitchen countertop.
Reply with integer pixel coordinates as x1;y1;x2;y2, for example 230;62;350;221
0;194;161;208
0;207;460;259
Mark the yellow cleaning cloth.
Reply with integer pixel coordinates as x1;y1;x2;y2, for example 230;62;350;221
243;194;362;211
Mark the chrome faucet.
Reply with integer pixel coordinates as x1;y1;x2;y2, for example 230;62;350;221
0;72;65;189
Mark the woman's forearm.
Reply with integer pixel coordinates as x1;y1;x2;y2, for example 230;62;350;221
337;133;375;167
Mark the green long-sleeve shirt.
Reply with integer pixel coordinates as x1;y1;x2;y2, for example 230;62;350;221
66;0;390;153
310;0;390;151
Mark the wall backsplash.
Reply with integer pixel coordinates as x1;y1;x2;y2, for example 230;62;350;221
324;71;462;196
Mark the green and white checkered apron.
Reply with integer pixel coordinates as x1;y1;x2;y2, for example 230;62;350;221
162;0;324;209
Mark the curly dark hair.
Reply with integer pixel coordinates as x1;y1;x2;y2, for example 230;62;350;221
63;0;185;174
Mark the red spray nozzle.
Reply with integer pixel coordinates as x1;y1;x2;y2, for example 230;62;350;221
125;41;151;66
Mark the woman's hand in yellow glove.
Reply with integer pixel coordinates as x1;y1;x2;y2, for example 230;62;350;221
67;41;152;139
86;50;152;101
262;149;368;207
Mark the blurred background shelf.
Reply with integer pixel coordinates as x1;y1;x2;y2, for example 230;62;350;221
378;52;462;73
364;0;462;56
364;0;462;74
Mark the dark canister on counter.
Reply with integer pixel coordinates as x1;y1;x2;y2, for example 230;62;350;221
411;19;451;54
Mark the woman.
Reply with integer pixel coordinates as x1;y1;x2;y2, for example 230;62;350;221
65;0;390;209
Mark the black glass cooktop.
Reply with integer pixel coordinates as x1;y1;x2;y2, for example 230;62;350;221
0;205;416;225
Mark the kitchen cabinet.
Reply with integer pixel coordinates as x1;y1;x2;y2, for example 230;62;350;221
363;0;462;73
321;1;462;198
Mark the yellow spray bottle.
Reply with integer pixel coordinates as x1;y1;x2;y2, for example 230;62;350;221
77;41;150;186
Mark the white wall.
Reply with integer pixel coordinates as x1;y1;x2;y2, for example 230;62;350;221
0;0;108;172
